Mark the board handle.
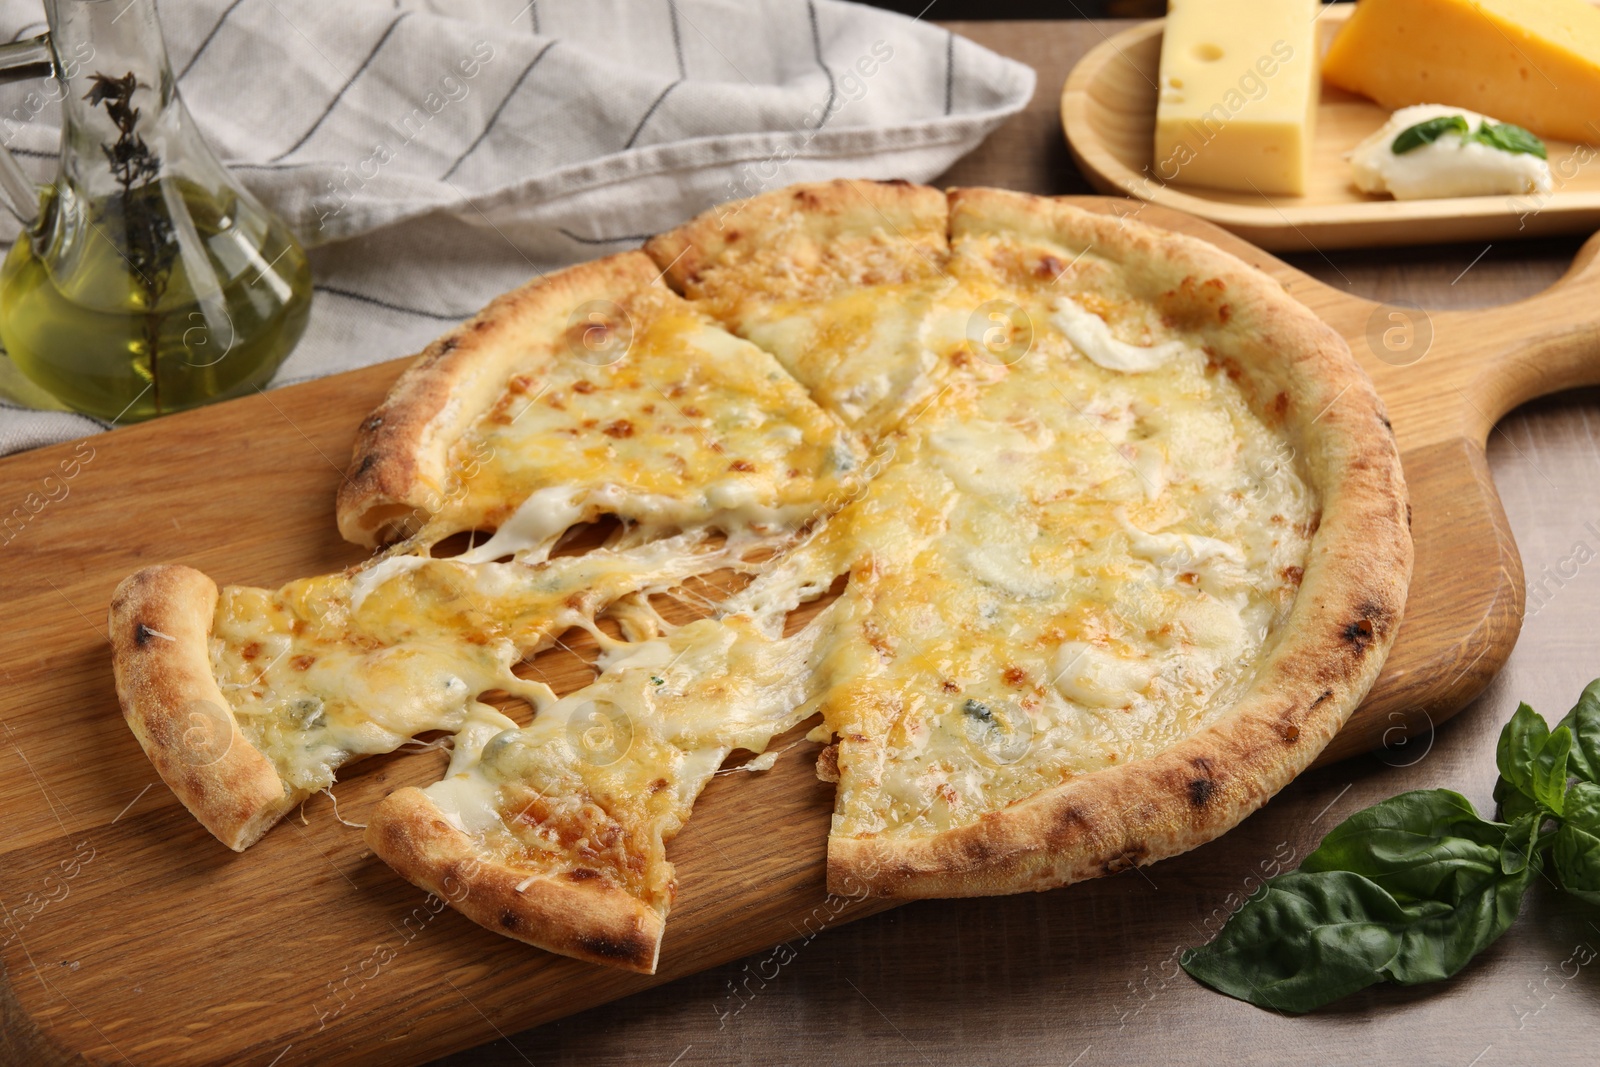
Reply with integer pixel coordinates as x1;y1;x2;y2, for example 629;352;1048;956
1455;229;1600;434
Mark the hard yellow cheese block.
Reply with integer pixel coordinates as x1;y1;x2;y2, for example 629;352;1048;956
1153;0;1321;196
1323;0;1600;145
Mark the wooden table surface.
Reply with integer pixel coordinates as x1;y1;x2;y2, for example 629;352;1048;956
411;20;1600;1066
1;18;1586;1067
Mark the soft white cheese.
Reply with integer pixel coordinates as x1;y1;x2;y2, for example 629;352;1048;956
1052;297;1189;373
1349;104;1553;201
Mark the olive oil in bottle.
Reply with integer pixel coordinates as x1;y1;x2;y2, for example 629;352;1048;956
0;181;312;423
0;0;313;423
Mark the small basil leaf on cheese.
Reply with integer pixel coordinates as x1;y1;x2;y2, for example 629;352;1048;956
1391;114;1470;154
1469;121;1548;160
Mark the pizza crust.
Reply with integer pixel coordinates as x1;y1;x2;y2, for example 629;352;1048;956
335;251;665;547
823;189;1411;897
364;787;665;974
643;177;948;300
108;565;305;851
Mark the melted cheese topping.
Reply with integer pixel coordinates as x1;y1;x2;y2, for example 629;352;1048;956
676;220;952;435
416;285;862;554
800;236;1312;840
421;613;826;900
197;207;1317;930
212;534;758;794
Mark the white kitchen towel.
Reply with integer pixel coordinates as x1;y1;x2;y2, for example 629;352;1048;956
0;0;1033;455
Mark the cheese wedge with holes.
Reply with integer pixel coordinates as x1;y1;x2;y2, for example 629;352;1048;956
1323;0;1600;145
1153;0;1321;196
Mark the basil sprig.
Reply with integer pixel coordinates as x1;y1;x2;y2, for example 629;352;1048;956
1181;679;1600;1012
1391;114;1470;154
1391;114;1548;159
1471;120;1548;159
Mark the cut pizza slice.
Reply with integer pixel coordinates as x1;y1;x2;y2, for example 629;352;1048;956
364;601;837;973
337;249;861;553
810;189;1411;896
645;180;955;436
111;252;862;852
109;536;744;851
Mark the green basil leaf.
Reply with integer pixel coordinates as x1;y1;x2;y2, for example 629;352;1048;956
1554;825;1600;906
1381;854;1540;985
1181;854;1539;1012
1553;679;1600;785
1185;788;1540;1011
1553;781;1600;905
1534;726;1573;816
1302;790;1506;904
1496;702;1550;810
1494;775;1538;823
1499;812;1539;876
1468;121;1548;160
1181;870;1420;1012
1392;114;1470;154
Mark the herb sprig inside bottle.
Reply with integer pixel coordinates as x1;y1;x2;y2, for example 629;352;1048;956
86;70;179;413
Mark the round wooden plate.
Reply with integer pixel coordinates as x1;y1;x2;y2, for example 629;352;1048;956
1059;6;1600;251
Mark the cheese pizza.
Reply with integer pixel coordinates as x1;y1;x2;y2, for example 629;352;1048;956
109;180;1410;974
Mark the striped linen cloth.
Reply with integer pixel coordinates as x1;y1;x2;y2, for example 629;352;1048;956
0;0;1033;454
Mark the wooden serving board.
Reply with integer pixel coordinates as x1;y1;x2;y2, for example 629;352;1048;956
1060;6;1600;251
1;199;1594;1065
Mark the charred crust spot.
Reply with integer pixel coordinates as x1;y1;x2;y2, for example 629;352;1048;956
1269;391;1289;421
725;229;741;243
498;909;519;931
355;453;377;477
362;415;384;433
1405;502;1413;529
1187;777;1215;808
1343;604;1388;654
134;622;154;647
1380;414;1394;433
1344;618;1375;651
577;932;647;963
1310;688;1333;709
439;336;460;354
567;867;600;882
883;178;912;186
